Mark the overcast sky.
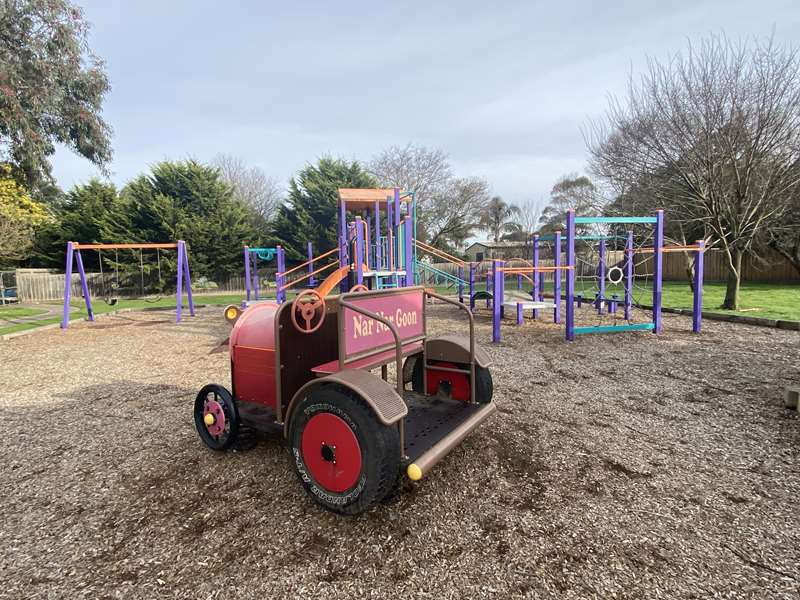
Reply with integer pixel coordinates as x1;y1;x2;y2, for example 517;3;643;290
52;0;800;208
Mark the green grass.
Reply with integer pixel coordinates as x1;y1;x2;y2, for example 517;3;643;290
574;281;800;322
0;306;48;319
0;294;248;337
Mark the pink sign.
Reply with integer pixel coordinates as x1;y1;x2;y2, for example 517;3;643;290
343;290;424;357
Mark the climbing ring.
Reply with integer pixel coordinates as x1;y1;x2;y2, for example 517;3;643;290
607;266;624;285
291;289;326;334
349;284;369;293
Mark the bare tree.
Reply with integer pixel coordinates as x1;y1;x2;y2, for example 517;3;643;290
214;154;283;224
368;143;452;207
517;198;543;235
767;183;800;273
539;174;603;233
586;34;800;309
425;177;491;250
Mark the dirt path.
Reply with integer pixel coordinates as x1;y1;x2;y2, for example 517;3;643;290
1;305;798;599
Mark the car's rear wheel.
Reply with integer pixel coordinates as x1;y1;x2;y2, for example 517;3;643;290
288;387;400;515
407;356;493;404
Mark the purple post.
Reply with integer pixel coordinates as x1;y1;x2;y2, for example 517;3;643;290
276;246;286;303
403;216;413;286
692;240;705;333
517;273;522;291
653;210;664;333
492;259;504;343
61;242;74;329
176;241;184;322
307;241;316;287
253;251;260;301
387;200;394;269
74;250;93;322
469;263;476;311
624;231;633;321
374;200;382;270
244;246;251;302
597;239;606;315
355;216;364;286
516;302;523;326
553;230;561;324
339;199;348;293
532;234;539;320
179;240;194;318
394;187;401;229
458;265;464;304
565;210;576;341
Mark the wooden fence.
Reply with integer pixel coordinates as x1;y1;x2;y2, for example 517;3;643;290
423;247;799;286
14;269;250;302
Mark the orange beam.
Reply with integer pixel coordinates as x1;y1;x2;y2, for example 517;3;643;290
628;245;706;254
415;241;466;266
277;247;339;278
279;260;341;291
72;243;179;250
498;266;574;273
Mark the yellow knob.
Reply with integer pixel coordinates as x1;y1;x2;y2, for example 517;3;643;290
203;413;215;426
407;464;422;481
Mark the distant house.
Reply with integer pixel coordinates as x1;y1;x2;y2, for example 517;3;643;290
464;240;530;262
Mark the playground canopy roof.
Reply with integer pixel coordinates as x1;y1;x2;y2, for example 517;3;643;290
337;188;411;210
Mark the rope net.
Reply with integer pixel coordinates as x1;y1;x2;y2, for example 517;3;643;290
572;222;655;328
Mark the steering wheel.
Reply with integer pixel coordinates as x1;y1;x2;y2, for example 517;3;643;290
291;289;326;333
349;284;369;293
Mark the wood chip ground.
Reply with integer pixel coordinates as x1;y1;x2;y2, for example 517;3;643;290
1;303;799;599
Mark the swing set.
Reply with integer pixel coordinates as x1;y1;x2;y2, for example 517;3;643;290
61;241;195;329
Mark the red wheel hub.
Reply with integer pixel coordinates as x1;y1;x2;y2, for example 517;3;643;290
426;361;470;401
301;413;362;493
204;399;226;436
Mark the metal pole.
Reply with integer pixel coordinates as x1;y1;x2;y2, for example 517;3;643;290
653;210;664;333
74;250;93;322
492;259;504;343
62;243;74;328
469;263;475;311
458;265;464;304
553;230;561;324
181;241;194;317
532;234;539;320
374;200;382;270
307;241;316;287
565;210;576;341
355;216;364;286
598;239;606;315
339;199;348;293
276;246;286;303
176;241;184;322
244;246;251;302
253;250;260;301
692;240;705;333
403;216;413;287
624;231;633;321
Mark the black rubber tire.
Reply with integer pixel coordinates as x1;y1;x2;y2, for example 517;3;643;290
194;384;239;450
410;357;494;404
288;387;400;515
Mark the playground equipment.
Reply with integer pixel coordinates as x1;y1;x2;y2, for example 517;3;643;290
486;210;706;342
194;285;495;515
267;188;418;304
244;245;278;302
61;241;194;329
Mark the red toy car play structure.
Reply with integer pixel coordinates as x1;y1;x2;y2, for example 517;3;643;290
194;285;495;515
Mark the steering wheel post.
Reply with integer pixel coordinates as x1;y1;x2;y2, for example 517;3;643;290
291;289;326;333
